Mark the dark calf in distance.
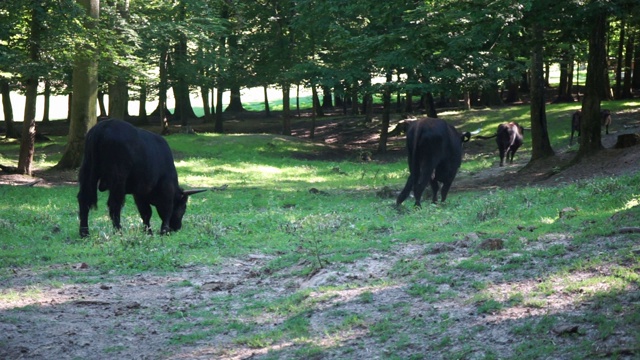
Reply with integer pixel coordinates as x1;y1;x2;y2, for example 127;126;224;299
396;118;471;207
569;109;612;146
496;122;524;166
77;119;205;238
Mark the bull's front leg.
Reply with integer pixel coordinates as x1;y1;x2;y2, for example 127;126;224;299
134;196;153;234
155;203;173;235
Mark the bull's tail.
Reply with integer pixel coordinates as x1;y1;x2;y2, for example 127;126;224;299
77;140;99;211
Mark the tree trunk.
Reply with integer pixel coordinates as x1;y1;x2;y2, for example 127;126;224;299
138;82;147;124
1;78;19;139
632;41;640;89
578;9;608;158
56;0;99;170
17;3;44;175
480;82;503;106
158;47;169;133
363;76;373;122
622;29;634;99
108;79;128;120
263;85;271;117
214;87;224;133
423;92;437;118
282;85;291;136
97;91;107;117
377;71;392;154
310;85;317;139
42;80;51;123
614;18;625;99
528;24;555;163
554;54;575;102
225;86;244;112
322;86;332;108
201;86;211;122
312;86;323;117
350;82;359;115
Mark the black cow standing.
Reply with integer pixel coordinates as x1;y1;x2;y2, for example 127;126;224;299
496;122;524;167
78;119;205;237
396;118;471;207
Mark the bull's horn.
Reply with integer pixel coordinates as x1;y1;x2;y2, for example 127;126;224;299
184;189;207;196
469;127;482;135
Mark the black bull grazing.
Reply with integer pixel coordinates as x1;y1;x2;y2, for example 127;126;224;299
396;118;471;206
78;119;205;238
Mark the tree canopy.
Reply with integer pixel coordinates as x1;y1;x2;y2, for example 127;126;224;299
1;0;639;172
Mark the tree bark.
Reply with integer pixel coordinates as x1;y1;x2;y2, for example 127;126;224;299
528;24;555;163
614;18;625;99
97;91;107;117
263;85;271;117
214;87;224;133
310;85;317;139
622;28;634;99
42;80;51;122
56;0;99;170
322;86;332;108
578;9;608;157
1;78;19;139
225;86;244;112
201;86;211;122
138;82;147;124
377;71;392;154
282;85;291;135
18;2;44;175
108;79;128;120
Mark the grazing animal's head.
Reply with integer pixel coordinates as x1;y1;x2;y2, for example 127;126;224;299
169;189;207;232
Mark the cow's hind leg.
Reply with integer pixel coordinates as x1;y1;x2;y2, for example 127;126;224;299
413;165;434;207
107;189;126;231
440;180;453;203
429;179;440;203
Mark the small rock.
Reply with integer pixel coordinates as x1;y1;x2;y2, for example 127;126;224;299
552;324;579;336
477;238;504;251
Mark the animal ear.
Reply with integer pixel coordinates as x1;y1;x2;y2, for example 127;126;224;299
461;132;471;142
184;189;207;196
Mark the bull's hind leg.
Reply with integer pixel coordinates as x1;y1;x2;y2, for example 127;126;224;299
430;179;440;203
439;181;453;203
413;166;434;207
78;197;91;238
107;189;126;231
396;175;414;206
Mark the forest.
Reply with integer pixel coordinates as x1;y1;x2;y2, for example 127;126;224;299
1;0;640;174
1;1;640;359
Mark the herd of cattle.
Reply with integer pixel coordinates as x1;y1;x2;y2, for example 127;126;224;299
77;111;612;236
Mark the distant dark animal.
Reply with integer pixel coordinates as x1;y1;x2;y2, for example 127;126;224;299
570;110;581;146
77;119;205;238
495;122;524;166
396;118;471;206
569;109;612;145
601;109;611;134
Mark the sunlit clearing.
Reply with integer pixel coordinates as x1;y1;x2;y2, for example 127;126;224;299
622;196;639;210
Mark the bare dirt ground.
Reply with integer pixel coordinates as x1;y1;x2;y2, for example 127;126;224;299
1;109;640;359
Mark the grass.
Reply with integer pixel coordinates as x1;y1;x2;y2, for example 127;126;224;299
1;99;639;359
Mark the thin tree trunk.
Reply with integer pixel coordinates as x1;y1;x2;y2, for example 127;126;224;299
622;29;634;99
97;91;107;117
215;87;224;133
377;71;392;154
263;85;271;117
138;82;147;124
614;18;625;99
42;80;51;122
310;85;317;139
158;47;169;133
282;85;291;136
1;78;19;139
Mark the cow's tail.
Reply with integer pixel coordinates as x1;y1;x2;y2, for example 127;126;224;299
77;139;99;210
